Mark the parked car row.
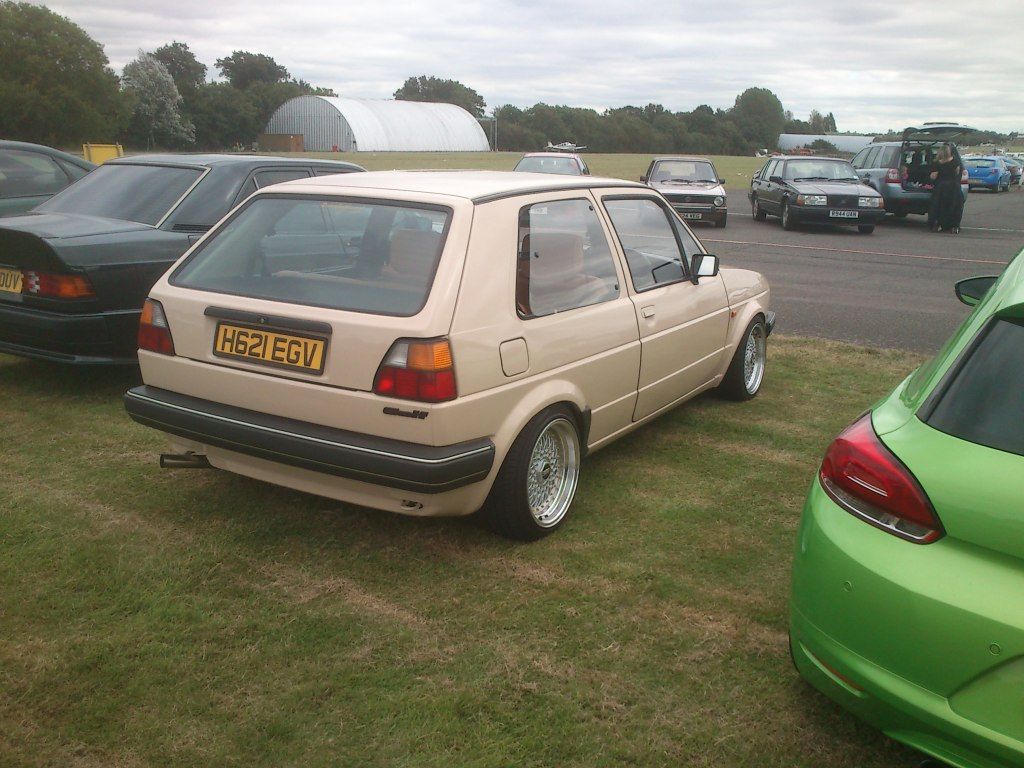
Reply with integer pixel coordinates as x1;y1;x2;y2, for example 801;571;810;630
3;137;1021;768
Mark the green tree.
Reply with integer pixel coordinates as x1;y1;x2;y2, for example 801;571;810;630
153;41;207;96
730;87;785;150
191;82;261;149
122;51;194;148
0;1;125;144
394;76;486;118
216;51;289;89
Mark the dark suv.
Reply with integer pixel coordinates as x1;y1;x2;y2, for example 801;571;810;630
851;124;970;218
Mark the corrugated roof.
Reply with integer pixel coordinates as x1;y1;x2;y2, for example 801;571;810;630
265;95;490;152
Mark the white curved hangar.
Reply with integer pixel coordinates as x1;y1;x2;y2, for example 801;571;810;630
264;95;490;152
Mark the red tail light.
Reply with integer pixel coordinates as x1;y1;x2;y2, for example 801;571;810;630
23;270;95;299
373;339;456;403
961;169;969;183
819;414;942;543
138;298;175;355
886;168;901;184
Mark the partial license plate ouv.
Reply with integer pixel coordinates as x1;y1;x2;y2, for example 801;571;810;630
0;267;23;295
212;322;327;374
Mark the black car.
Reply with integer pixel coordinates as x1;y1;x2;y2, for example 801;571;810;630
0;140;96;218
748;155;885;233
0;154;364;364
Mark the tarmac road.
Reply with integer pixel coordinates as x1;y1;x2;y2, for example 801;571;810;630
704;186;1024;353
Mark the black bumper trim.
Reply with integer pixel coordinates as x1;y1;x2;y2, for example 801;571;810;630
124;385;495;494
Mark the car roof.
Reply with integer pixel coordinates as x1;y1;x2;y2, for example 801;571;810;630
519;152;580;159
271;170;644;203
107;153;364;171
651;156;714;163
0;139;96;170
772;155;853;162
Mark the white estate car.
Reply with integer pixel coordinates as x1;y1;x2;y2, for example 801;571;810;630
124;171;773;540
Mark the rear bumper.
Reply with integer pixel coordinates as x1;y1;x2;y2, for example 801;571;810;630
0;301;139;364
790;207;885;226
790;480;1024;768
124;385;495;494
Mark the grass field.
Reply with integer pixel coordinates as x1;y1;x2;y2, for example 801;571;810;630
0;337;927;767
274;151;767;192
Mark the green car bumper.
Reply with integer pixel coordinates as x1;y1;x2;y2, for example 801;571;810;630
791;480;1024;768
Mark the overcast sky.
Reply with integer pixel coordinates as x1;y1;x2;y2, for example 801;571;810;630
40;0;1024;134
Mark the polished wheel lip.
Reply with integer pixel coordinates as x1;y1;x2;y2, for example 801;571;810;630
526;417;580;528
743;322;767;394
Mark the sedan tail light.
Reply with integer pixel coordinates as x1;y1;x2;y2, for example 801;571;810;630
23;270;95;299
819;414;943;543
138;298;175;355
373;339;456;402
886;168;901;184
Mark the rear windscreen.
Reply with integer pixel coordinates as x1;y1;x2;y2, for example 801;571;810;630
965;159;996;169
171;196;451;317
37;164;203;225
926;318;1024;457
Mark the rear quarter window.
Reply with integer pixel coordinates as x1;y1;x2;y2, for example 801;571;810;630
172;196;451;317
925;318;1024;457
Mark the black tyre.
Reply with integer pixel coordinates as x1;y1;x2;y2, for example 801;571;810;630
719;316;767;401
781;200;796;231
857;224;875;234
482;405;581;541
714;214;727;228
751;196;766;221
892;211;907;218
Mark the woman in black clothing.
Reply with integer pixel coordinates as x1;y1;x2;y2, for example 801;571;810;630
928;144;964;233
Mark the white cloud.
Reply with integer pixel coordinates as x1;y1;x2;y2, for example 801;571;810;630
38;0;1024;133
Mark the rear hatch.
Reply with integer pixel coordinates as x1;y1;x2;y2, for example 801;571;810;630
143;191;473;441
901;123;974;143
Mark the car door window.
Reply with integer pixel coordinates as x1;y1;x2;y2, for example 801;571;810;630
861;146;881;169
516;198;620;318
851;149;867;169
254;169;311;188
603;197;690;292
0;150;69;198
764;159;779;180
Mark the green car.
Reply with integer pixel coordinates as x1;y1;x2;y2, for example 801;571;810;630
791;248;1024;768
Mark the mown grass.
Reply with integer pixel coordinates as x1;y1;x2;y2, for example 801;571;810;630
277;151;766;192
0;337;926;767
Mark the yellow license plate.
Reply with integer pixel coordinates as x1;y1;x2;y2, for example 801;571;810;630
213;323;327;374
0;267;23;295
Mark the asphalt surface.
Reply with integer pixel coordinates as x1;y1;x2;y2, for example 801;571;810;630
703;187;1024;353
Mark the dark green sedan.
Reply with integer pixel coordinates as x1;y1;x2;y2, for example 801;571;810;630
0;140;95;217
791;248;1024;767
0;154;364;364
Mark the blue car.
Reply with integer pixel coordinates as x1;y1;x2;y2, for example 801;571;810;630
964;156;1011;192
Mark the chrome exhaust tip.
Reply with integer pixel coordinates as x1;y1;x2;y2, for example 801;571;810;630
159;452;211;469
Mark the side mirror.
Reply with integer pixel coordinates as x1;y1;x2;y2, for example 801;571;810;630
954;275;998;306
690;253;719;283
769;175;784;184
640;176;648;183
719;178;726;184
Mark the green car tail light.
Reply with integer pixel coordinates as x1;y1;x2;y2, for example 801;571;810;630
819;414;944;544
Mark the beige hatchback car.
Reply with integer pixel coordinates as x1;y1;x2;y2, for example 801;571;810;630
124;171;773;540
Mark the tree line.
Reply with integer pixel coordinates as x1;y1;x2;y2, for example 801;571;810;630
2;2;1017;154
0;2;335;150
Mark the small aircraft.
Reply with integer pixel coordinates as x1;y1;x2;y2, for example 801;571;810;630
545;141;587;152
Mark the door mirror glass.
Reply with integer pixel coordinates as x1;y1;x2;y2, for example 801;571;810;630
769;175;784;184
691;253;719;282
955;275;998;306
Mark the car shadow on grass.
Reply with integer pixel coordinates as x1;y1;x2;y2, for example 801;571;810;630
0;354;140;401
